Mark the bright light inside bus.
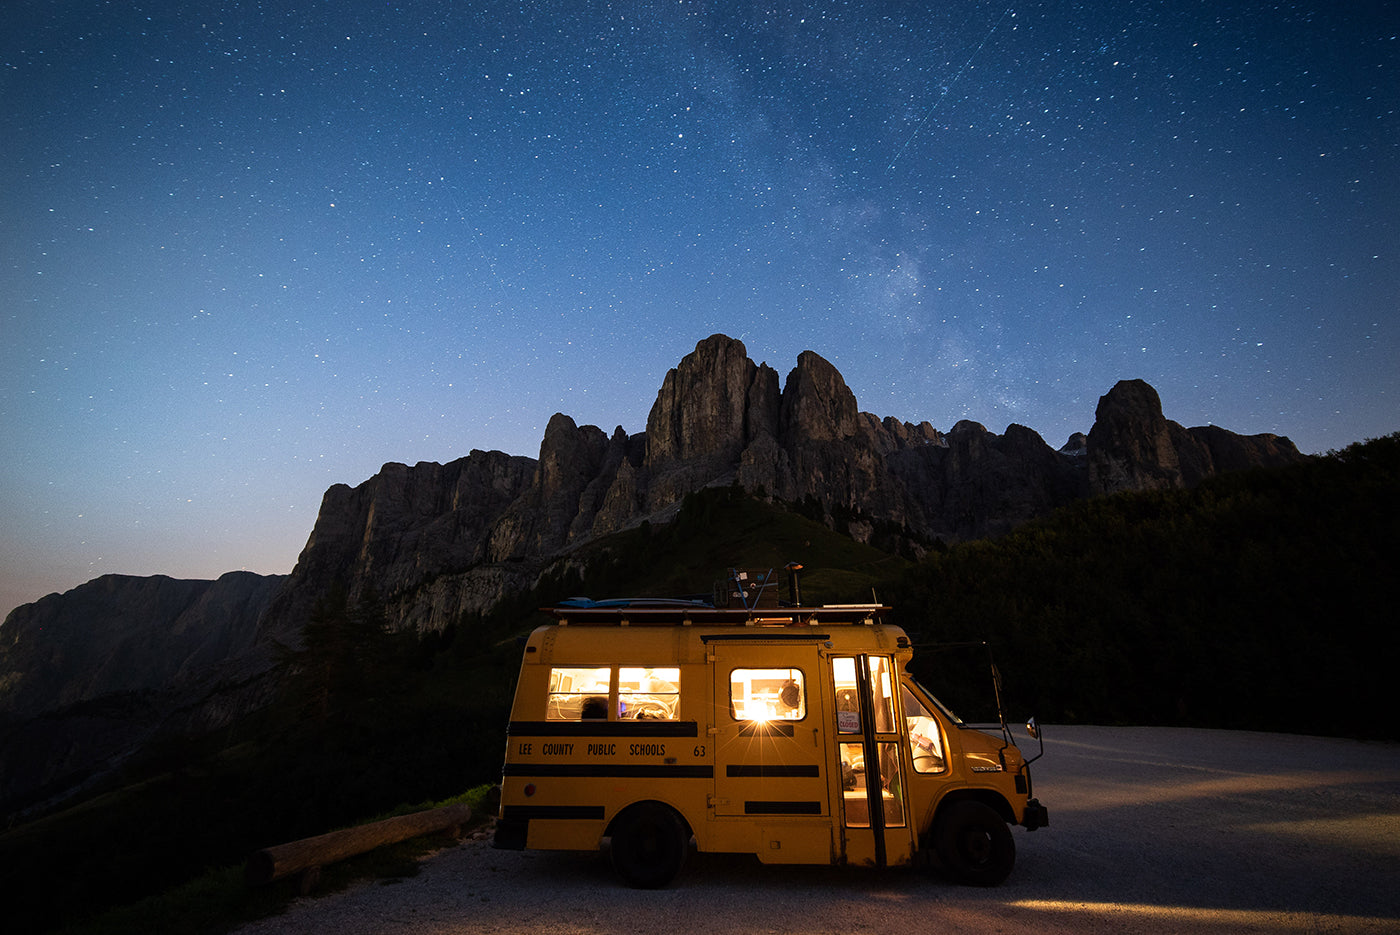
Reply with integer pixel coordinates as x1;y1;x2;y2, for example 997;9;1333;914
730;668;806;721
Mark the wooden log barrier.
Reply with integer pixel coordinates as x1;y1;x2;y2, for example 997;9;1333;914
245;802;472;887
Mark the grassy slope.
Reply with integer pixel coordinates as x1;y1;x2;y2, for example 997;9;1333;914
554;483;908;605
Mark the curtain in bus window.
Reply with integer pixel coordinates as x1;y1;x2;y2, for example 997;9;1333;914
618;667;680;719
867;656;896;733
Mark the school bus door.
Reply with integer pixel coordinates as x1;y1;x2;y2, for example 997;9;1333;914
831;654;916;867
709;639;829;822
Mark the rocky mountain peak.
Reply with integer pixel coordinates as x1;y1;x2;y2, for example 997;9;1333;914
1087;379;1181;493
645;334;765;468
1061;432;1089;455
780;349;859;441
1086;378;1305;494
538;413;608;502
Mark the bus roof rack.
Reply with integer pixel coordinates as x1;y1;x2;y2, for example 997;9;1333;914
544;600;889;627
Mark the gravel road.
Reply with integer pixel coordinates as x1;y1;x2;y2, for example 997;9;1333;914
234;726;1400;934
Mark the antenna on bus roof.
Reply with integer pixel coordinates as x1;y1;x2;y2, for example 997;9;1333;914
785;561;803;606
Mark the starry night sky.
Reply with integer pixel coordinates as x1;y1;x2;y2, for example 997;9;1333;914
3;1;1396;617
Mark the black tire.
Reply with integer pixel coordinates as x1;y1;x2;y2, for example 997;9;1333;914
933;800;1015;886
609;802;689;889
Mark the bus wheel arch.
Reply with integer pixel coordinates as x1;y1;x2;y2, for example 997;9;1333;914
606;801;691;889
926;794;1016;887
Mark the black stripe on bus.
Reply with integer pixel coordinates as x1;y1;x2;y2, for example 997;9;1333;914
726;764;820;778
739;720;795;737
504;763;714;779
700;633;832;643
744;801;823;815
502;805;605;821
508;720;700;737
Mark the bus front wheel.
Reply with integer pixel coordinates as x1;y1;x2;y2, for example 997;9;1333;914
933;800;1015;886
609;802;689;888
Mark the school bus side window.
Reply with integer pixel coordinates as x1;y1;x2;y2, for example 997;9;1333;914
729;668;806;721
547;667;611;720
618;667;680;719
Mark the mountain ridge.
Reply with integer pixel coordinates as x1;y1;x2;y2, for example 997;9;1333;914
0;333;1307;815
271;334;1302;635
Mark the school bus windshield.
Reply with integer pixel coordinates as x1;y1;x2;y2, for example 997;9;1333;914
907;676;964;726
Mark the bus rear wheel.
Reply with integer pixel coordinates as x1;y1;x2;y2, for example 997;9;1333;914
933;800;1015;886
609;802;689;888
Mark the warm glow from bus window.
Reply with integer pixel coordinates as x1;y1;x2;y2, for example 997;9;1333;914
730;668;805;720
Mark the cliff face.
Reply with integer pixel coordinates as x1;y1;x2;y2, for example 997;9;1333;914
1087;379;1307;494
261;335;1306;637
259;449;537;638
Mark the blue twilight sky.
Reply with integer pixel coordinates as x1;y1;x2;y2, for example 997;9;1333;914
2;1;1397;618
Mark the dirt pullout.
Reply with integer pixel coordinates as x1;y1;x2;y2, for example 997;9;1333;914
235;726;1400;935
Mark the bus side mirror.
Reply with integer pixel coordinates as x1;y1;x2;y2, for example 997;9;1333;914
1023;716;1045;766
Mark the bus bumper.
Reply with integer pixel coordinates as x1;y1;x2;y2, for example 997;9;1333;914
493;816;528;849
1021;799;1049;831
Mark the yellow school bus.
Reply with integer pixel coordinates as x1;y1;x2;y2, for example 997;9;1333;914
493;588;1048;888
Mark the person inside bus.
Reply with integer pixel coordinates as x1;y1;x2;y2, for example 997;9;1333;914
580;696;608;719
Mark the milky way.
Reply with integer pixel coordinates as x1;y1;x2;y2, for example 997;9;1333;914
2;1;1396;615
